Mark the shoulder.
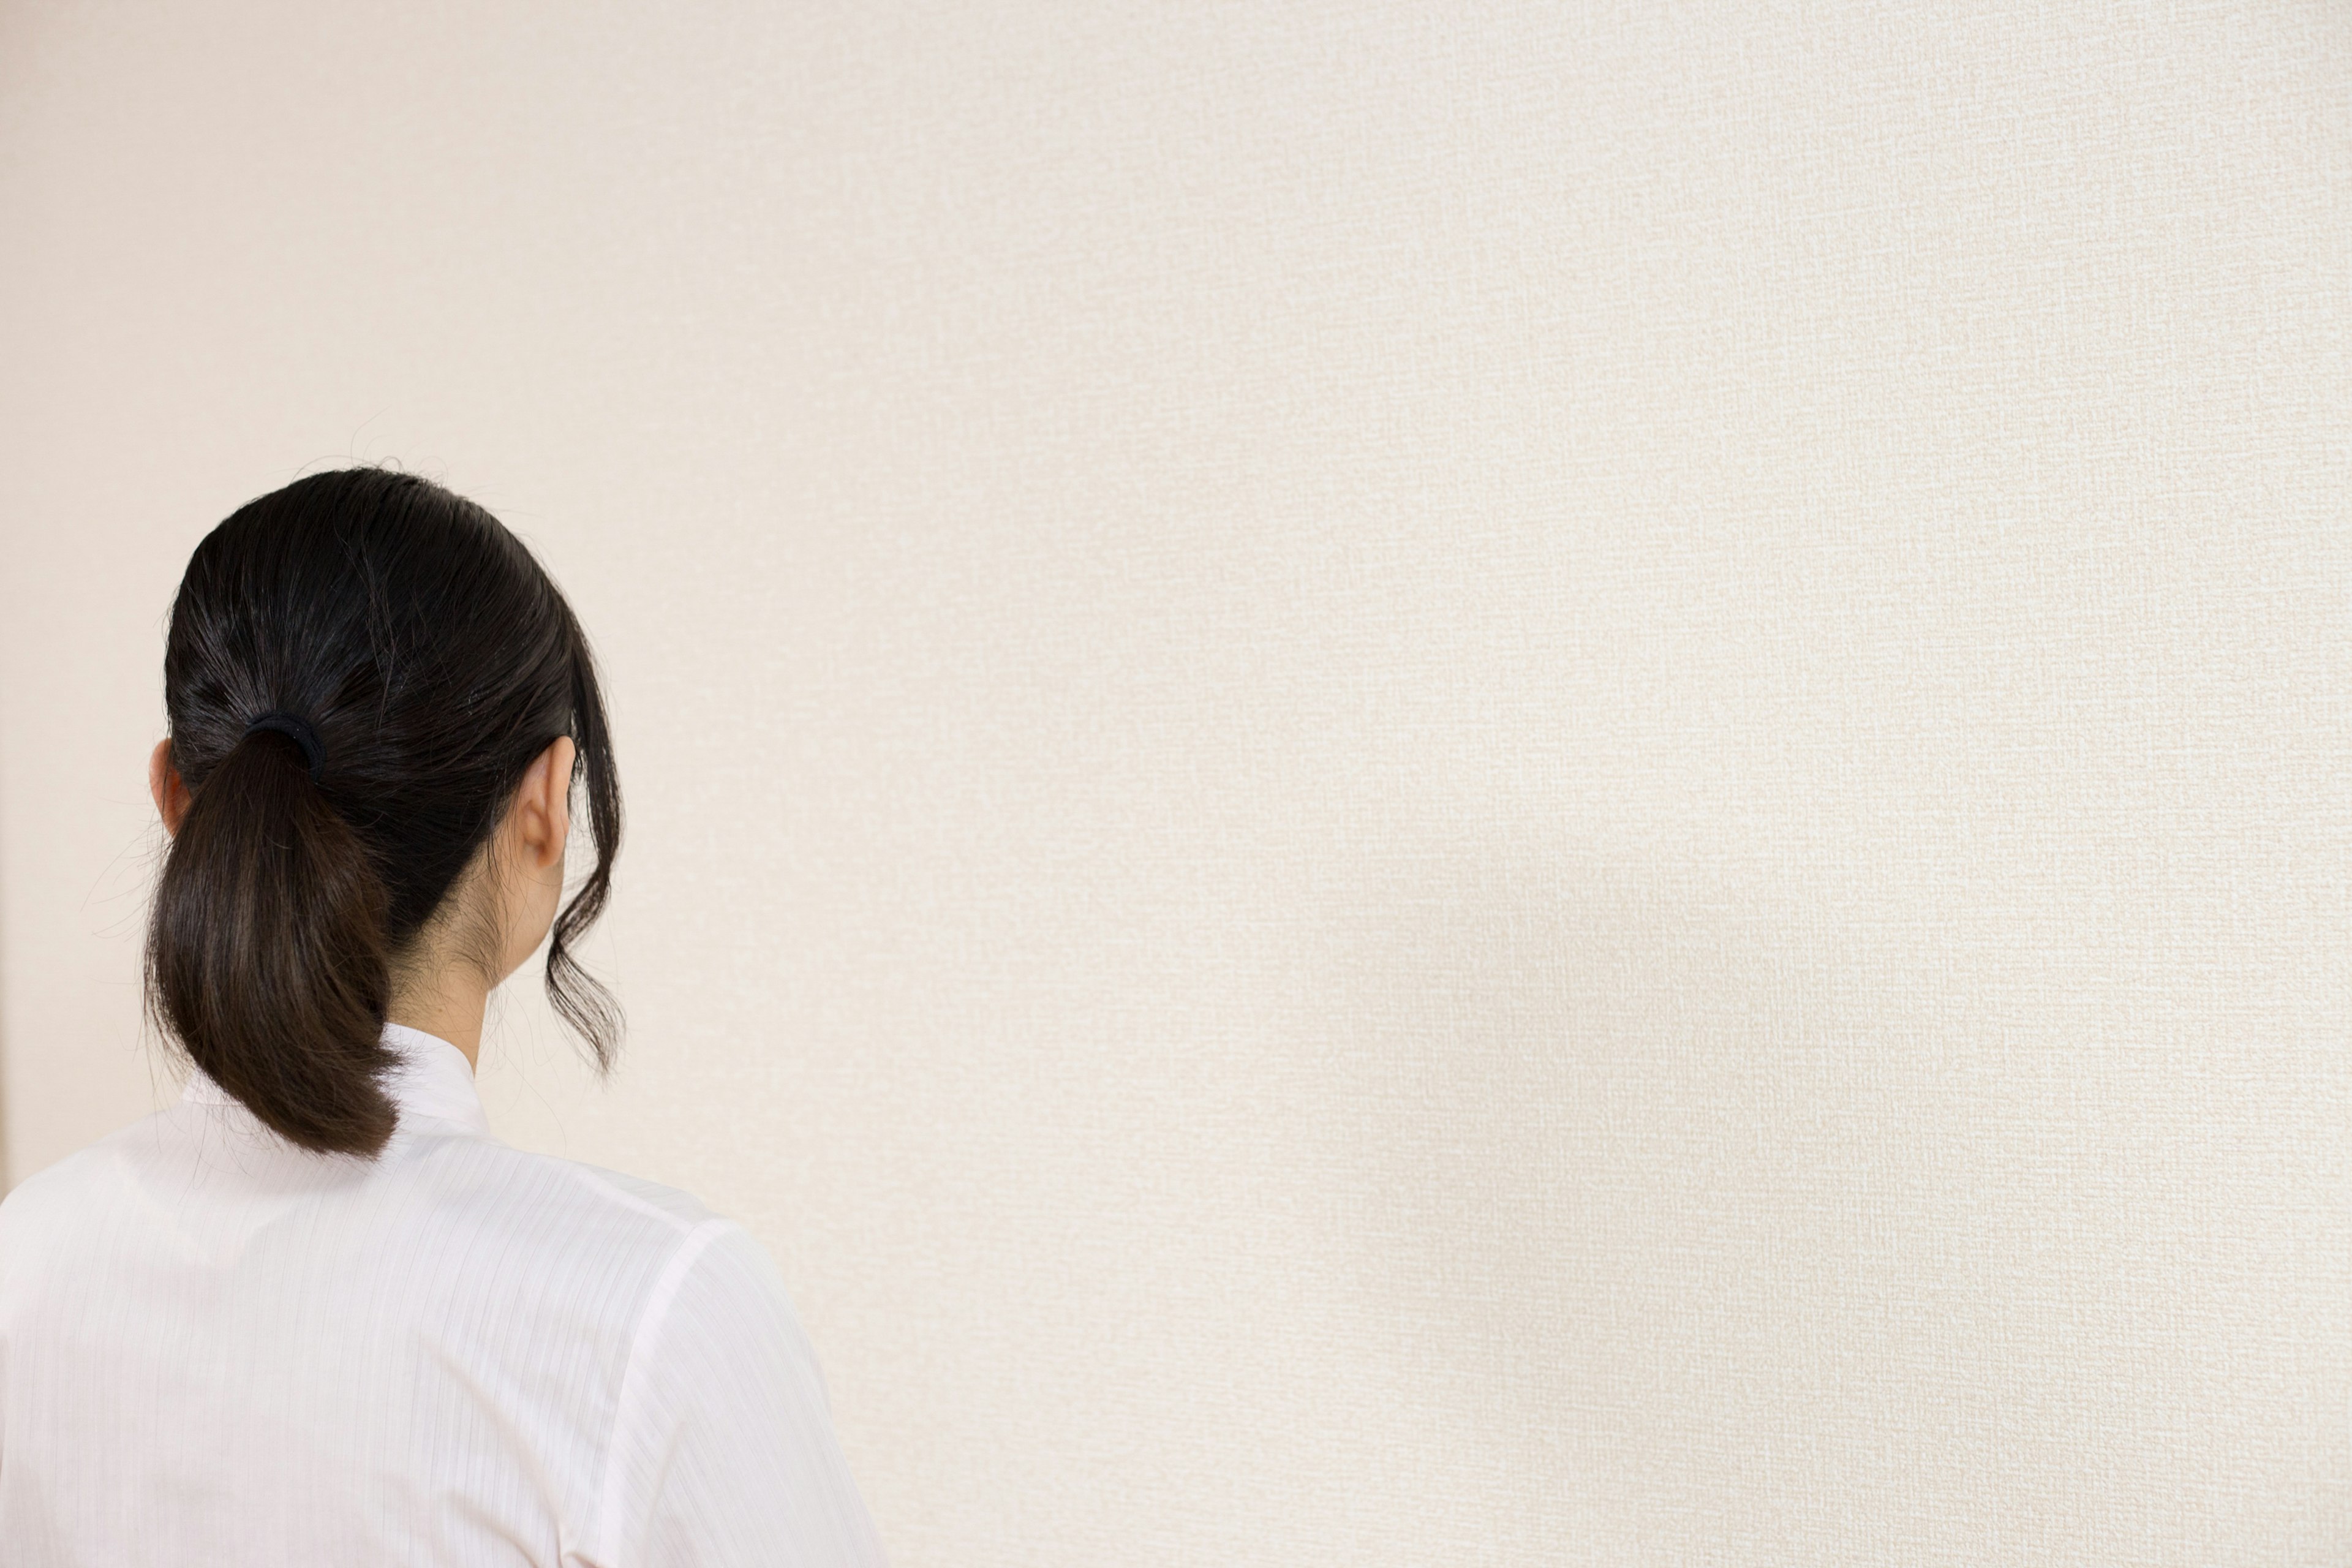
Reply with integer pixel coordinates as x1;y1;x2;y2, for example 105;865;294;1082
543;1154;726;1238
352;1139;801;1376
0;1109;177;1242
449;1155;823;1414
0;1148;86;1254
0;1142;106;1211
400;1135;742;1275
412;1142;809;1328
507;1150;796;1322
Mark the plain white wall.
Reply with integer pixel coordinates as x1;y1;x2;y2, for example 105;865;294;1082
2;2;2346;1562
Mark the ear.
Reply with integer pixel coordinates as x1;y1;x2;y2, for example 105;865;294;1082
149;738;190;837
508;735;576;872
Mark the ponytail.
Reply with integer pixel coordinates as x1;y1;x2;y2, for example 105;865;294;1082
146;720;398;1156
145;467;624;1160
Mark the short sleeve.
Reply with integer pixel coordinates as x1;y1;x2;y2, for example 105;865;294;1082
592;1219;887;1567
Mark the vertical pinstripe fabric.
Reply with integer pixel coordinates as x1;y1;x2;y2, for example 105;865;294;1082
0;1024;886;1566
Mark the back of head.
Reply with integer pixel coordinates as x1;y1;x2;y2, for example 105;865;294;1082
144;468;623;1157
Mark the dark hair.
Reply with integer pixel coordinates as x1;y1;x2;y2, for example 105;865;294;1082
143;468;622;1157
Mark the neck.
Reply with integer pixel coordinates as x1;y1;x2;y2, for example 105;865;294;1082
386;971;488;1071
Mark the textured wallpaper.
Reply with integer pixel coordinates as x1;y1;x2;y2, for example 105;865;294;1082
1;2;2345;1561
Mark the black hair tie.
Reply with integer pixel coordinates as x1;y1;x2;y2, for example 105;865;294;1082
244;711;326;785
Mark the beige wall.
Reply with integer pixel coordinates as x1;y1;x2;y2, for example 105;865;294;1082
2;2;2345;1561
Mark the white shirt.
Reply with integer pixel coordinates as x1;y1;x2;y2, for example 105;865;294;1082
0;1023;887;1566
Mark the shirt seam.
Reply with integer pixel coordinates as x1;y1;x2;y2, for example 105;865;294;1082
592;1215;734;1566
562;1162;711;1237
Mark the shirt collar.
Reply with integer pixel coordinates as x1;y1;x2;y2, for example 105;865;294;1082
178;1021;492;1139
